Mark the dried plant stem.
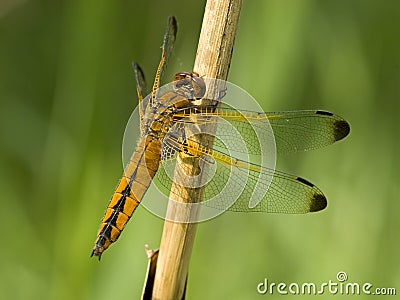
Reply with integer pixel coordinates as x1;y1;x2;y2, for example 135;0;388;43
151;1;242;299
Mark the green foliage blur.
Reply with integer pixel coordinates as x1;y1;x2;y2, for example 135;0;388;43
0;0;398;299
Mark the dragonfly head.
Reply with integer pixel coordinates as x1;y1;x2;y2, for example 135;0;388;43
173;72;206;100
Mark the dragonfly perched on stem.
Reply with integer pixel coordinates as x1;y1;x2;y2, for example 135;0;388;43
91;16;350;260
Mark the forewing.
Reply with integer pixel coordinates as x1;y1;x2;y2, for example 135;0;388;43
172;106;350;154
132;62;148;103
150;16;178;105
159;16;177;81
132;62;148;130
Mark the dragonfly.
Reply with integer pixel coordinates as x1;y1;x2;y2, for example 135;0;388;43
91;16;350;260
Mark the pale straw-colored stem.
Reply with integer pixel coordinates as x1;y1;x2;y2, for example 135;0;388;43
151;1;242;299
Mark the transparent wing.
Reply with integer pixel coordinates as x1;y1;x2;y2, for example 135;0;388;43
132;62;148;102
153;134;327;214
159;16;177;81
150;16;177;105
172;106;350;154
132;62;148;130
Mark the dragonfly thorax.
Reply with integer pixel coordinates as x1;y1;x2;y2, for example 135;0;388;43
143;86;202;139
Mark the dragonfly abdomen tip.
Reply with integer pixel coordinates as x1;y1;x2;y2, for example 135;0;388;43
91;249;102;261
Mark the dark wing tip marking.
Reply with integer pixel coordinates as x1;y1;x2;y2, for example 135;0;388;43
132;61;144;76
316;110;333;116
167;16;178;39
168;15;177;26
333;120;350;141
296;176;327;212
132;61;139;69
316;110;350;142
309;193;328;212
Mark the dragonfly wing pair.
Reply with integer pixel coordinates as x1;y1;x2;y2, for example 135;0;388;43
154;107;349;214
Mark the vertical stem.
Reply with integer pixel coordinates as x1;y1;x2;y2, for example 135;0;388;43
151;1;242;299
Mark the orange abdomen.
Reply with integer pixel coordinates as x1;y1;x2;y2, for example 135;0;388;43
91;136;161;259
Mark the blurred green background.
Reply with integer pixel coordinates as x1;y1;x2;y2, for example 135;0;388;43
1;0;399;299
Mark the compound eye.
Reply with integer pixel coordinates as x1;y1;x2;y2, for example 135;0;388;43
173;72;191;82
173;72;206;100
191;75;206;99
